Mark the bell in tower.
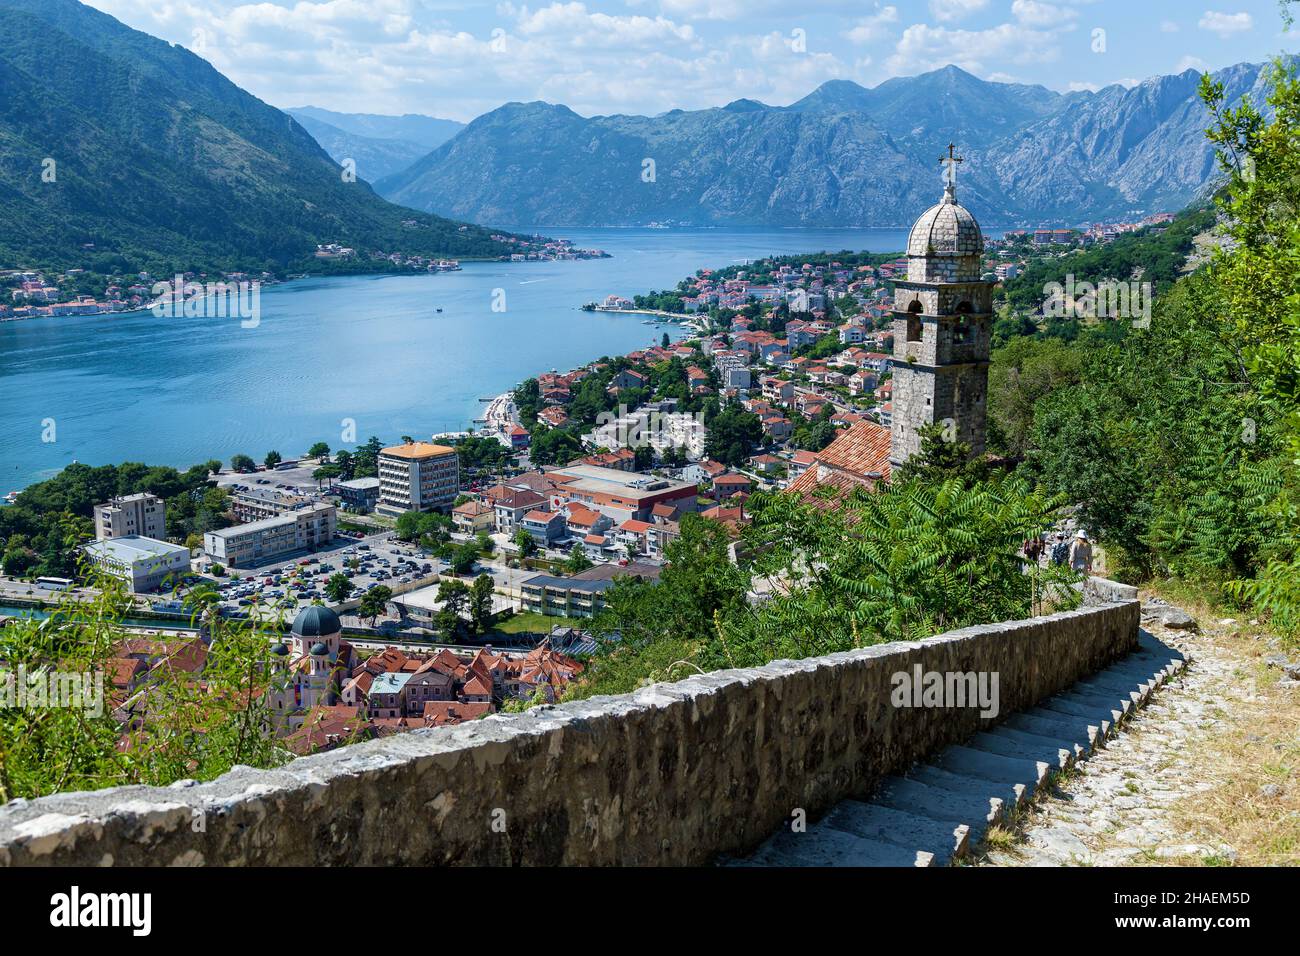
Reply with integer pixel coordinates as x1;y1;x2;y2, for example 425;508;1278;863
888;144;992;467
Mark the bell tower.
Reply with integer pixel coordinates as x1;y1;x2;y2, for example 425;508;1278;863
889;144;992;467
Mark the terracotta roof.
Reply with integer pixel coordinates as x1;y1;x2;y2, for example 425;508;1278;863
422;701;493;726
787;419;892;504
380;441;454;459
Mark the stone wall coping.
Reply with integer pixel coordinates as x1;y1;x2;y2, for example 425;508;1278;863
0;580;1139;866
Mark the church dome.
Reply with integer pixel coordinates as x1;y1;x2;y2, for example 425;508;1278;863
293;604;341;638
907;185;984;258
310;642;329;657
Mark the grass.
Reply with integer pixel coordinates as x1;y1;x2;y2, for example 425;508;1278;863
1159;614;1300;866
489;611;571;636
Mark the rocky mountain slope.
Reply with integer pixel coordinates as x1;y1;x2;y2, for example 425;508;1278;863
378;64;1270;228
0;0;514;274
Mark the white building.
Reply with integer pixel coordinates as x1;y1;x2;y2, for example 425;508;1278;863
376;441;459;516
584;407;706;462
204;502;336;569
81;535;191;593
94;493;165;541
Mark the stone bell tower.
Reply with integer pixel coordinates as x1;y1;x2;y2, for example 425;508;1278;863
889;144;992;467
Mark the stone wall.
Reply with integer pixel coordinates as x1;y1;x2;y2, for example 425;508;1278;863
0;590;1138;867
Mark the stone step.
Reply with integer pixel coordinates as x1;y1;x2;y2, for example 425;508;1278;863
1071;677;1148;710
980;724;1083;766
907;764;1028;814
819;799;970;864
1003;710;1105;753
1038;689;1129;725
964;729;1072;771
744;823;935;867
735;637;1189;867
871;775;1005;835
933;745;1051;797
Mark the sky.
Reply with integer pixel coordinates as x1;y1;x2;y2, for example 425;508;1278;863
85;0;1297;122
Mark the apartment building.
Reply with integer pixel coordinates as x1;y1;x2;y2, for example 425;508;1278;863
81;535;190;593
546;463;698;525
376;441;459;516
203;502;336;568
93;493;165;541
230;486;310;523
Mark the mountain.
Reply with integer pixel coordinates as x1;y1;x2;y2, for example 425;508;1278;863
286;112;434;184
287;107;463;149
378;64;1266;228
0;0;513;275
286;107;464;182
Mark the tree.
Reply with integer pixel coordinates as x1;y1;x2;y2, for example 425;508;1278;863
514;528;538;559
324;572;354;603
893;423;989;487
437;578;470;621
264;450;282;469
308;442;331;462
564;543;593;574
476;531;495;554
703;401;764;466
230;454;255;473
448;541;480;576
357;585;392;625
333;450;356;481
313;465;340;490
661;331;670;348
469;574;495;635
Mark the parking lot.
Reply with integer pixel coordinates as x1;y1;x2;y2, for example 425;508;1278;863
210;531;445;621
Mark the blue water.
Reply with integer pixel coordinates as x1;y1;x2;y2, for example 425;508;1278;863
0;227;909;490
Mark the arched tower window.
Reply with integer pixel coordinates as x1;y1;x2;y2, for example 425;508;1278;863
905;299;923;343
953;300;974;345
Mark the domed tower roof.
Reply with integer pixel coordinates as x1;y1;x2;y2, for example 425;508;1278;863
292;604;341;639
906;184;984;258
309;642;329;657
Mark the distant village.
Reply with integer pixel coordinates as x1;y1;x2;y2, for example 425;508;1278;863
0;235;608;323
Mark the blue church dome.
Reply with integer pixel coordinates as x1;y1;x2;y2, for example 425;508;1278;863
293;604;341;638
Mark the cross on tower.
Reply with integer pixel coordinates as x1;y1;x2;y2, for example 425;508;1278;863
939;142;963;188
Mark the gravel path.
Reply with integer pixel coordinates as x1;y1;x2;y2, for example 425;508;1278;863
978;607;1289;866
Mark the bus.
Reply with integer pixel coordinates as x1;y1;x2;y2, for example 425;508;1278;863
35;576;74;591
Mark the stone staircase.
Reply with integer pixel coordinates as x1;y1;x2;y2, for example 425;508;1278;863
729;629;1189;867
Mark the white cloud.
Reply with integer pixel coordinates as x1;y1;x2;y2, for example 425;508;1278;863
887;20;1072;76
845;5;898;45
1175;55;1209;73
929;0;989;22
1067;80;1100;92
1011;1;1077;28
1160;20;1179;33
1197;11;1253;39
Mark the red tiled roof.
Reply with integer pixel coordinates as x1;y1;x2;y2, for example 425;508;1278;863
787;419;892;504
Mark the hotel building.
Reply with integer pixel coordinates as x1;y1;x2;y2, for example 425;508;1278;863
93;493;166;541
376;441;459;516
203;502;336;569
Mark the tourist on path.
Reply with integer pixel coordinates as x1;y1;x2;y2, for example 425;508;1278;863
1068;530;1093;573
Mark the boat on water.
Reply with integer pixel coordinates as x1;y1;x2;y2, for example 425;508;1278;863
2;491;18;505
